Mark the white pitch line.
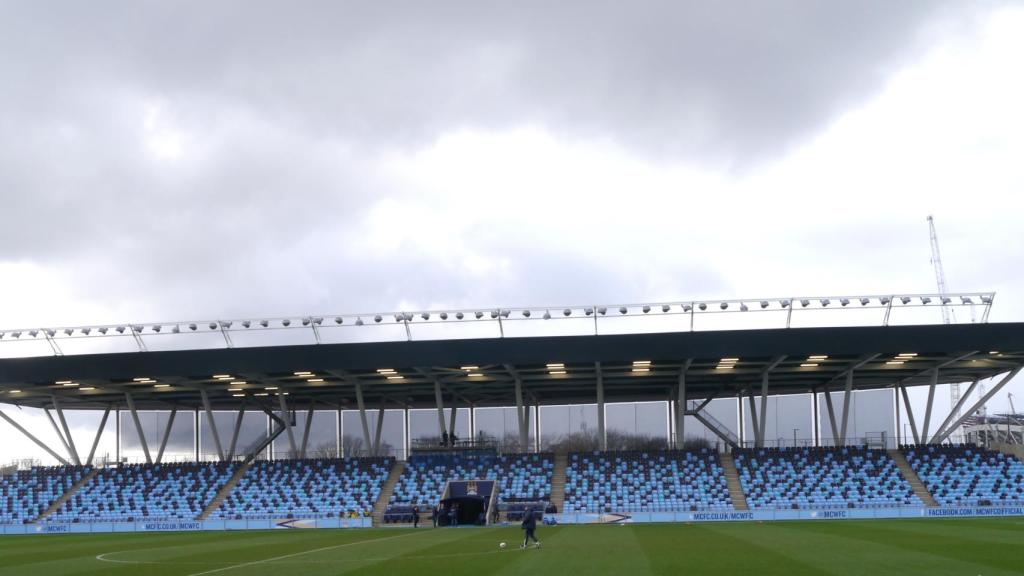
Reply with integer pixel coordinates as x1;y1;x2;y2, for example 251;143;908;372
185;530;429;576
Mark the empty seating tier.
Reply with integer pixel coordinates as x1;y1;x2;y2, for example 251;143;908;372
735;447;920;510
49;462;233;523
564;450;732;513
0;466;90;524
215;457;391;520
904;444;1024;507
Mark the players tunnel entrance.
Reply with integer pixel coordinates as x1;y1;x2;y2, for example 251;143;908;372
440;495;488;526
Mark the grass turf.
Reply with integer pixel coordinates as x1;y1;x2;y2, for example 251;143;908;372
1;518;1023;575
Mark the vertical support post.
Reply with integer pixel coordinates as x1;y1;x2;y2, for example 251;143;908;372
155;408;178;464
823;386;839;446
515;375;528;449
758;372;770;448
125;392;152;464
895;388;901;446
228;405;246;461
839;370;854;445
355;381;372;456
746;390;760;447
300;403;315;458
116;409;122;464
522;401;531;451
921;368;938;443
596;362;606;451
469;405;476;442
534;399;541;452
52;397;81;465
374;405;385;456
202;389;225;462
404;407;411;459
433;380;448;438
812;391;820;447
337;408;343;458
86;407;111;466
899;385;921;444
276;391;296;458
448;401;458;441
194;409;200;462
676;370;687;449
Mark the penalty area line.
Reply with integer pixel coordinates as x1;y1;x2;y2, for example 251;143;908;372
185;530;429;576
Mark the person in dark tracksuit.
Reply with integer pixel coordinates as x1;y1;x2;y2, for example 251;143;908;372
521;508;540;549
412;505;420;528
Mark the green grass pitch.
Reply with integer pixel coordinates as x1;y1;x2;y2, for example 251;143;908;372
2;519;1023;575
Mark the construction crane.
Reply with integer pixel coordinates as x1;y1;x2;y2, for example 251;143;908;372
928;216;984;431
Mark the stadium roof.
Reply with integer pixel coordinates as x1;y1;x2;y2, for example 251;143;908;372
0;322;1022;411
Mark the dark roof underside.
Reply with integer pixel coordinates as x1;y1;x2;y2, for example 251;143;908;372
1;323;1022;411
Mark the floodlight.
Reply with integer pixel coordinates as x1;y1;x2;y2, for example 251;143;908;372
740;303;749;312
900;296;911;305
29;330;39;337
374;315;382;323
282;319;291;327
840;299;849;306
585;308;593;316
302;318;311;326
880;297;890;305
188;324;197;331
11;331;20;338
151;326;161;333
456;312;465;319
64;328;73;335
335;317;344;324
45;329;55;337
859;298;870;305
221;321;232;329
719;302;728;310
404;313;413;321
597;307;607;315
132;325;143;333
820;299;830;307
543;311;551;320
260;320;270;327
619;306;628;314
760;301;769;309
242;321;251;328
780;300;790;308
961;296;973;304
941;297;951;304
421;313;430;320
208;322;217;330
981;295;992;304
355;317;364;326
98;327;108;334
800;299;810;307
661;304;670;312
440;312;448;320
642;305;651;313
698;303;707;310
520;310;530;318
491;310;499;319
564;308;572;316
682;304;692;312
116;326;126;333
474;311;483;319
920;297;931;304
82;328;92;335
171;325;180;333
501;309;510;318
394;313;404;322
0;332;4;339
313;317;323;325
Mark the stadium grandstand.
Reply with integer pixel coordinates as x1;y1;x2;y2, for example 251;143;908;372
1;292;1024;534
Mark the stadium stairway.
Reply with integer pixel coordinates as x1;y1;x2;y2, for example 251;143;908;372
550;452;568;513
372;460;406;527
718;452;749;510
32;467;99;523
197;460;253;520
888;449;938;507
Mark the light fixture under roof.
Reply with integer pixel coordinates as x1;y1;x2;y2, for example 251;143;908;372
80;386;96;391
548;370;566;375
546;363;565;369
61;382;79;387
230;380;247;385
132;377;150;382
715;365;734;370
719;358;739;363
56;380;73;385
632;367;650;373
468;373;484;377
154;384;170;388
886;360;905;365
896;353;917;358
228;388;243;392
265;386;278;390
800;363;818;368
9;390;21;394
294;371;313;376
213;375;232;380
377;368;396;374
633;360;651;366
386;375;404;380
808;355;828;360
989;351;1000;355
461;366;479;371
232;393;245;397
307;378;324;383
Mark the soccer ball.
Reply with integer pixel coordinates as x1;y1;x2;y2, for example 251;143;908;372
499;542;507;549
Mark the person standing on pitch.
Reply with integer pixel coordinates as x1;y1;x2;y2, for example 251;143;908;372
521;508;540;549
412;505;420;528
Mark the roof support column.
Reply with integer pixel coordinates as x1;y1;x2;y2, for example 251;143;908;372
433;379;448;439
931;378;981;444
899;384;921;444
920;369;939;443
300;403;315;458
227;404;246;461
931;366;1023;445
373;405;385;456
746;390;760;447
355;380;372;456
52;397;81;465
522;400;531;451
202;389;226;462
44;408;73;462
448;399;458;442
596;362;606;451
822;386;839;446
155;408;178;464
812;390;820;447
534;398;541;452
276;391;296;459
839;370;854;445
86;407;111;466
125;392;152;464
0;409;71;465
514;374;528;450
758;373;770;448
675;369;687;449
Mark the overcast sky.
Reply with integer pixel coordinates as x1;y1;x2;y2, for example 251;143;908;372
2;1;1024;462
